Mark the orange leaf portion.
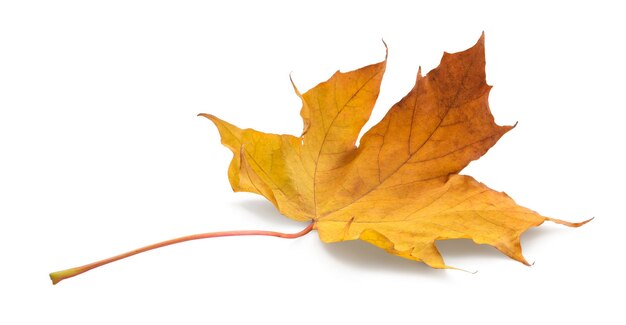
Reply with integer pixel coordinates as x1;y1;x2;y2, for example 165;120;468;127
201;34;588;268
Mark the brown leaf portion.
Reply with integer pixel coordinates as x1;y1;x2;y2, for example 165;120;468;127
314;34;511;216
203;34;589;268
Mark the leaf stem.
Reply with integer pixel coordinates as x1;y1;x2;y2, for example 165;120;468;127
49;222;314;285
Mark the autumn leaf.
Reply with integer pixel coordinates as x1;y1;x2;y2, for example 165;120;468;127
49;34;590;285
201;33;589;268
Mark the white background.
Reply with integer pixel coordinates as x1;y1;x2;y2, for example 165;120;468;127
1;1;623;324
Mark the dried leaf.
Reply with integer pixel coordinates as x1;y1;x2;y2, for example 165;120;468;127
201;34;589;268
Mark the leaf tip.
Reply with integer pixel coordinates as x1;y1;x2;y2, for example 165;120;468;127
198;113;225;128
197;113;215;120
381;38;388;60
472;31;485;50
447;265;479;274
546;217;594;228
289;72;303;98
505;121;519;133
509;249;531;266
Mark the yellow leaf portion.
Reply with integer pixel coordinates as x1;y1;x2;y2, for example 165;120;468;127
316;174;588;268
202;34;588;267
200;56;386;221
201;115;312;220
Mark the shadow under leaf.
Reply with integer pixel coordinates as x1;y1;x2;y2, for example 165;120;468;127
233;197;304;228
320;239;449;278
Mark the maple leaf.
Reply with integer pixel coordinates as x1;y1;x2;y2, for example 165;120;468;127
201;34;589;268
48;34;592;285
